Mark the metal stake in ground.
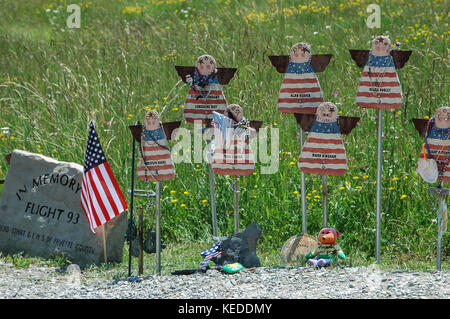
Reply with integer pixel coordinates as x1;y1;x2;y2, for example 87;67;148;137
300;128;308;234
430;185;448;271
322;175;328;228
128;120;138;277
233;176;239;233
375;109;383;264
155;181;161;275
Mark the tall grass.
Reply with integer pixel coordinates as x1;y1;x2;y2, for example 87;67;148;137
0;0;448;269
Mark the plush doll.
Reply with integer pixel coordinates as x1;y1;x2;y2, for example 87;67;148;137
269;42;332;114
137;110;175;181
210;104;256;176
416;106;450;183
175;54;237;124
306;228;346;267
198;243;223;272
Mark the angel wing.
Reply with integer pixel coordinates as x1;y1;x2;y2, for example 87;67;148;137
349;49;370;68
338;116;360;135
411;118;430;138
293;113;316;132
162;121;181;140
311;54;333;72
392;50;412;69
268;55;290;73
174;66;237;85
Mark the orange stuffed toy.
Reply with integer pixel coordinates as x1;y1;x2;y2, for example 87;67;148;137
305;228;346;267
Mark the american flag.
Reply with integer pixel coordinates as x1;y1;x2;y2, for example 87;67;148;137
213;111;233;147
80;121;128;233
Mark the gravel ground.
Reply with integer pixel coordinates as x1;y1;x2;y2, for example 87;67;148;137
0;260;448;299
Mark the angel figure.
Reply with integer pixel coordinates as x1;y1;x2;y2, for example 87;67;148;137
137;110;176;181
297;102;359;176
350;35;412;110
416;106;450;183
175;54;237;124
210;104;256;176
269;42;332;114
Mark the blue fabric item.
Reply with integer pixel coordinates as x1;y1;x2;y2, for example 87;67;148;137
201;243;222;260
286;61;315;74
143;127;165;142
194;69;219;86
310;120;341;134
367;53;395;67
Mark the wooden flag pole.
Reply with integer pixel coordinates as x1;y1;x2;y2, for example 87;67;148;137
102;224;107;264
155;180;161;275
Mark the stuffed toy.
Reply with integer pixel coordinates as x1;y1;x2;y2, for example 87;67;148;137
306;228;346;267
198;243;223;272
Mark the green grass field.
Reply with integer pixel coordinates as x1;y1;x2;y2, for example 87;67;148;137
0;0;449;274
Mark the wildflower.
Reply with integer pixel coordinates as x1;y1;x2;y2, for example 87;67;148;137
392;177;399;181
289;161;295;165
388;187;395;191
170;190;176;195
183;191;189;195
293;190;299;195
171;199;178;203
339;186;346;191
400;195;407;200
201;199;208;204
180;204;186;208
356;186;362;190
172;107;179;111
363;175;369;180
353;176;359;180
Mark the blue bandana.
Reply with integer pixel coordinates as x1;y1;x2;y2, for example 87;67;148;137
194;69;219;87
143;127;165;142
367;53;395;67
310;120;341;134
286;61;315;74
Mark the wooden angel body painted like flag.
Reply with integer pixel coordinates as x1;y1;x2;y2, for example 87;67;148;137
137;111;175;181
269;43;332;114
298;102;358;176
211;104;255;176
416;106;450;183
351;35;412;110
175;54;237;124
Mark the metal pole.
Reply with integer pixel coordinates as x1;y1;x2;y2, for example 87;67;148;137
155;180;161;275
322;175;328;228
234;176;239;234
301;128;307;234
138;208;144;275
128;124;137;277
436;182;446;271
376;109;383;263
209;163;218;237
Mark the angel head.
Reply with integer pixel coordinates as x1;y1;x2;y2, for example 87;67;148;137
434;106;450;129
316;102;338;123
371;35;391;56
144;110;161;130
227;104;244;123
289;42;312;63
195;54;217;76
